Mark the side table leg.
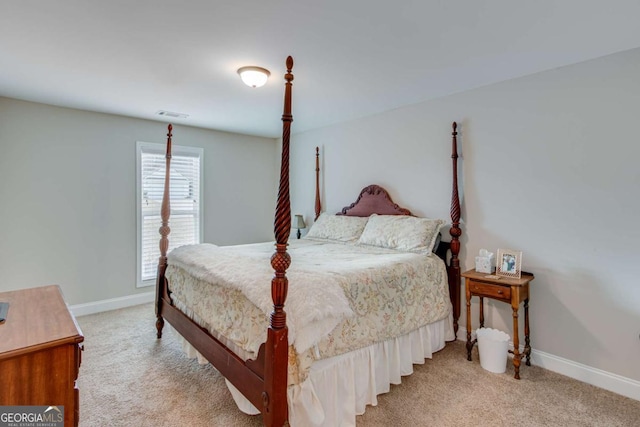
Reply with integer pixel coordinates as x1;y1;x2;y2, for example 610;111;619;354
512;306;521;379
466;285;473;361
479;296;485;328
524;298;531;366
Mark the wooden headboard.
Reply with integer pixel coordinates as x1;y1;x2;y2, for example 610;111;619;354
337;185;412;217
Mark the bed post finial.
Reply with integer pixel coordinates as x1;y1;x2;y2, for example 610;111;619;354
166;124;173;157
265;56;294;426
315;147;321;221
449;121;462;336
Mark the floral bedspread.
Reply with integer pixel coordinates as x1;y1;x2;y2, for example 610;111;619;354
166;239;451;384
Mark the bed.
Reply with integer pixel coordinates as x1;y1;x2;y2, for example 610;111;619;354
154;56;463;426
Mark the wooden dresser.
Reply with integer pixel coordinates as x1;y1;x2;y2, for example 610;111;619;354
0;285;84;427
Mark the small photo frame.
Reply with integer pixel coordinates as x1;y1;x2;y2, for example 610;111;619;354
496;249;522;279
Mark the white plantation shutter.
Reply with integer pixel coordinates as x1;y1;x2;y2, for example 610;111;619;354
136;141;203;287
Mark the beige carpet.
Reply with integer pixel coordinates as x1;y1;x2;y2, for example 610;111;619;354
76;304;640;426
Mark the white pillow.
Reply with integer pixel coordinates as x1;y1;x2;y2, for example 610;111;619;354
305;213;368;243
357;214;445;253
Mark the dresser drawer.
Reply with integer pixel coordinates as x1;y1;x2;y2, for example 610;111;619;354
469;281;511;301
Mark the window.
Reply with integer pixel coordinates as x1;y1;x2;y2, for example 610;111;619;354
136;141;203;287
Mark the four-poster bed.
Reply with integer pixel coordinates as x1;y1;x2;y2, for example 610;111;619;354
154;56;462;426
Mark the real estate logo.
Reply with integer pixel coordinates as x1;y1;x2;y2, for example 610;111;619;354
0;406;64;427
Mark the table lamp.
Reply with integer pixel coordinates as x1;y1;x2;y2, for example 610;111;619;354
293;214;306;239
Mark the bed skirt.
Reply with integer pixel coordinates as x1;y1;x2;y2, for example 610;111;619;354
172;312;454;427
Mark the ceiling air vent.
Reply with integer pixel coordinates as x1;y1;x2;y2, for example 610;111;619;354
156;110;189;119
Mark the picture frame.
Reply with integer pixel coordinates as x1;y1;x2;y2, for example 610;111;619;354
496;248;522;279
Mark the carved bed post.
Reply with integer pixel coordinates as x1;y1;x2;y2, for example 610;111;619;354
315;146;321;220
155;124;173;339
448;122;462;337
264;56;294;427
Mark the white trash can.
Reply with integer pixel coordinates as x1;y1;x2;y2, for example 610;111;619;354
476;328;510;373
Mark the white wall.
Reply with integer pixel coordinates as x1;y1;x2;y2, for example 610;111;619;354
289;48;640;382
0;98;277;305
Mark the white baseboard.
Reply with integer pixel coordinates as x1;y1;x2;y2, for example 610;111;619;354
456;326;640;401
70;291;155;317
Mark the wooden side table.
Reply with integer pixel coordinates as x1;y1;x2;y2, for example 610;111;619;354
461;269;534;379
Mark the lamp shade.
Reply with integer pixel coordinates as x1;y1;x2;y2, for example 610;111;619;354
237;66;270;88
293;214;306;229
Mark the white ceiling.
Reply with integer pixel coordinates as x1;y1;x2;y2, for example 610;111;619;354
2;1;640;138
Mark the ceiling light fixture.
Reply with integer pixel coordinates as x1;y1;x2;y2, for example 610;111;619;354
237;66;270;88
